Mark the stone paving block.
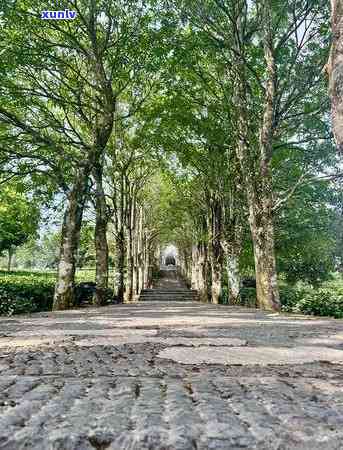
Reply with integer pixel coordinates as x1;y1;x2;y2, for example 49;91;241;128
2;303;343;448
157;345;343;365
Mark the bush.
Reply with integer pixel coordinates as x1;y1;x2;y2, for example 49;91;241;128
219;286;257;306
240;287;257;307
219;286;229;304
0;272;55;316
292;288;343;318
0;271;118;316
279;285;308;312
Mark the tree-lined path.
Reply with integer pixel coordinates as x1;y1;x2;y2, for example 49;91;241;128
1;1;343;448
2;299;343;449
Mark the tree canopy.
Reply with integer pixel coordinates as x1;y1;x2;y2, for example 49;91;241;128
0;0;341;311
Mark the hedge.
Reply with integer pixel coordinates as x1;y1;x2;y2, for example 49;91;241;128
220;282;343;319
0;271;116;316
0;273;55;316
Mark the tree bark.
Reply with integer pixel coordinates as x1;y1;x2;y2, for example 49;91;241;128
191;244;199;290
53;170;89;311
231;2;280;311
329;0;343;152
93;164;109;306
250;206;279;310
124;229;133;302
124;195;135;302
211;262;222;304
7;247;13;272
226;252;241;304
209;198;223;304
115;230;125;302
191;242;209;302
137;207;144;294
198;243;209;302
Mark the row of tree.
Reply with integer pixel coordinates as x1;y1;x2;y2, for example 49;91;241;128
0;0;341;311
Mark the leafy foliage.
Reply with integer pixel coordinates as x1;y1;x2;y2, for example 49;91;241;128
0;270;116;316
0;271;55;316
0;184;39;255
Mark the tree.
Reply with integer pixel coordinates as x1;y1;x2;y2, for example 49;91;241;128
166;0;331;310
0;184;39;270
329;0;343;152
0;0;159;309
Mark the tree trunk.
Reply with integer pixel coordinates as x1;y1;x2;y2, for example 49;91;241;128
93;164;109;306
53;171;89;311
249;203;280;311
209;198;223;304
191;244;199;290
124;196;135;302
137;208;144;294
232;3;280;311
116;231;125;302
124;230;133;302
329;0;343;152
198;243;209;302
222;222;243;305
7;247;13;272
192;242;209;302
211;261;222;304
226;253;241;304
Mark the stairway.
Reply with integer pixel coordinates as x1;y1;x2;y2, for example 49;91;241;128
139;267;199;302
139;288;199;302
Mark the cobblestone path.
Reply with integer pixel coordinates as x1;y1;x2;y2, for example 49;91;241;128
2;302;343;449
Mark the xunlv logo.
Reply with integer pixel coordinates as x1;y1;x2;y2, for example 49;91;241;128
41;10;77;20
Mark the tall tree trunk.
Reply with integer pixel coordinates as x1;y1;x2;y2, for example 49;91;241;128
93;164;109;306
222;220;243;305
198;243;209;302
226;253;240;304
114;173;126;302
192;242;209;302
53;170;89;311
124;228;133;302
209;198;223;304
116;230;125;302
232;2;280;311
329;0;343;152
7;247;13;272
191;244;199;290
137;207;144;294
249;203;279;310
223;238;242;305
124;195;135;302
211;261;222;304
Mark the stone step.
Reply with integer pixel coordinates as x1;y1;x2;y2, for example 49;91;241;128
141;293;198;297
141;296;196;299
140;292;198;297
140;297;198;300
139;292;198;297
139;298;196;302
139;287;199;302
139;281;199;302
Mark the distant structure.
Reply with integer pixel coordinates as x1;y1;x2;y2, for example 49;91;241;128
160;244;178;269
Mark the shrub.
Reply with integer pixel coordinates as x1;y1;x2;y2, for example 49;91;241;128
292;288;343;318
219;286;229;304
240;287;257;307
0;272;55;316
279;285;308;312
0;271;117;316
0;290;37;316
220;286;256;306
